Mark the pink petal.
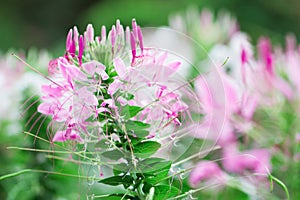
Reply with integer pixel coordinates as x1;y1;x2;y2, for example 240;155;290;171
273;77;293;99
77;87;98;106
189;161;225;188
108;79;121;95
222;143;271;174
38;102;54;115
48;58;60;76
113;58;127;78
52;130;67;142
100;70;109;80
53;107;70;122
42;85;63;97
59;61;87;82
240;93;257;120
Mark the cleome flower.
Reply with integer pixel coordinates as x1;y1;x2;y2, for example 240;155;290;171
38;19;188;144
38;19;145;143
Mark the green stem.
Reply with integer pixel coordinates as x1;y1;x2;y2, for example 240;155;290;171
0;169;101;181
269;174;290;200
0;169;32;181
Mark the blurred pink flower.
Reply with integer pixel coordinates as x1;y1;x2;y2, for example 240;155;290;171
189;161;226;188
222;142;271;175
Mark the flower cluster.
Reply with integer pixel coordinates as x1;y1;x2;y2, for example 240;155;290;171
37;19;195;199
177;9;299;199
28;9;299;200
38;19;190;145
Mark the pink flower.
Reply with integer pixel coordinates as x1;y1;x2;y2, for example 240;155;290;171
248;37;293;100
53;128;83;143
82;60;108;80
189;161;226;188
222;142;271;175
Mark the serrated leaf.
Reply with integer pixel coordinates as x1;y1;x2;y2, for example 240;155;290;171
121;105;143;120
134;141;161;158
154;185;180;200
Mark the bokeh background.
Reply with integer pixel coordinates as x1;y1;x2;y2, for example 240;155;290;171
1;0;300;53
1;0;300;199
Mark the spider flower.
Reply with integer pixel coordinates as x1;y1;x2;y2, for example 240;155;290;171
169;8;238;49
38;19;145;142
38;19;186;143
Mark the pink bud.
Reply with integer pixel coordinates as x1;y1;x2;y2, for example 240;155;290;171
125;26;131;43
132;19;138;38
130;32;137;63
78;35;84;65
116;19;121;34
66;29;73;51
286;34;296;53
137;26;144;52
101;25;106;43
258;37;273;77
86;24;94;43
110;25;116;48
69;40;76;57
73;26;79;44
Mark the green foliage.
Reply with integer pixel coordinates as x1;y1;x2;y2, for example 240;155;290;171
134;141;161;158
121;105;144;120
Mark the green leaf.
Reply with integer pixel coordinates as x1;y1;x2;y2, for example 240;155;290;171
139;158;171;173
126;120;151;137
95;193;135;200
113;163;129;175
129;136;144;145
95;140;110;149
143;182;153;194
121;105;143;120
101;149;124;160
126;120;151;129
134;141;161;158
138;158;172;184
97;111;111;121
154;185;180;200
98;175;133;188
124;93;135;100
129;129;149;138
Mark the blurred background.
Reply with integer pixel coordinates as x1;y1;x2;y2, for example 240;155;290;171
1;0;300;199
1;0;300;53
